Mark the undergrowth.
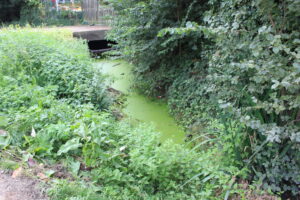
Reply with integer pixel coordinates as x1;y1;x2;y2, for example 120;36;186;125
0;28;265;199
108;0;300;198
0;0;83;26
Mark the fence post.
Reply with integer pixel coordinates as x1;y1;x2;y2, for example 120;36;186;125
81;0;114;25
55;0;59;11
82;0;99;24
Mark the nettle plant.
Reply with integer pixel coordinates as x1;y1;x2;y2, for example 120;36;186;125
0;28;109;109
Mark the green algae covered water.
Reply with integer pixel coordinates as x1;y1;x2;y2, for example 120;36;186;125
96;60;186;144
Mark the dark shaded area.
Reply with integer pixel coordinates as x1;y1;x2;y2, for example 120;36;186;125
0;0;24;23
88;40;117;53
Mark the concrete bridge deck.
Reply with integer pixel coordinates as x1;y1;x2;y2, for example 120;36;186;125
61;25;111;41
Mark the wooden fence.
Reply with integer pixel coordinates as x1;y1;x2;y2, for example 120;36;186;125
81;0;114;26
98;5;115;26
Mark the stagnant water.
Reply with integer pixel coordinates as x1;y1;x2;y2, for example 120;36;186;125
96;60;186;144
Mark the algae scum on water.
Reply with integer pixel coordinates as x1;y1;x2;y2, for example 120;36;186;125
96;60;186;144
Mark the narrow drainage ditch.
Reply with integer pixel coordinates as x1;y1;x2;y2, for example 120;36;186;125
88;39;186;143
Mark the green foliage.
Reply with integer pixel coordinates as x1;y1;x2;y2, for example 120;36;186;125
0;28;109;108
106;0;211;97
0;28;243;199
48;180;102;200
24;106;237;199
108;0;300;197
206;1;300;196
44;115;250;199
0;0;82;26
0;27;109;148
50;121;233;199
0;0;41;23
0;0;24;22
20;1;83;26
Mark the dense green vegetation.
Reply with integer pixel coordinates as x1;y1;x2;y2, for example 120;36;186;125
108;0;300;198
1;0;299;198
0;0;25;22
0;28;259;199
0;0;82;25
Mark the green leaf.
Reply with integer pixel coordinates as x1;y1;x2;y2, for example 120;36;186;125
57;138;82;156
44;169;56;177
69;160;81;175
293;62;300;72
272;47;280;54
0;116;8;127
0;135;10;149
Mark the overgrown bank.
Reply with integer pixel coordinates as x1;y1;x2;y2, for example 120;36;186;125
108;0;300;198
0;28;267;199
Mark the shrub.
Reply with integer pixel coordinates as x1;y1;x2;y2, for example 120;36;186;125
0;0;26;22
0;27;109;108
108;0;300;197
205;0;300;196
24;108;237;199
106;0;211;97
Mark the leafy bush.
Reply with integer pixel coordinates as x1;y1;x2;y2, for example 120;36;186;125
205;1;300;196
22;106;237;199
0;0;44;24
106;0;210;97
0;0;82;26
108;0;300;197
0;28;108;108
0;27;109;147
0;0;26;22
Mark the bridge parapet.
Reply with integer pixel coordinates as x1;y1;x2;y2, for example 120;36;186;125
63;25;111;41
